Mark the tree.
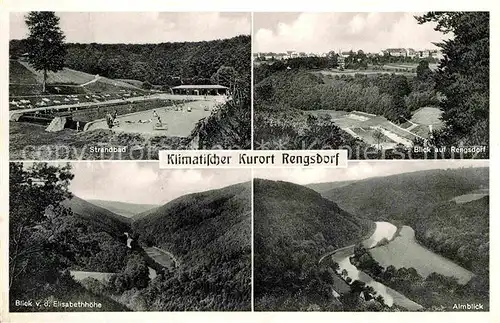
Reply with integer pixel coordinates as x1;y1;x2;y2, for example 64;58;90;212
25;12;66;93
9;162;74;293
373;129;384;150
416;60;432;81
350;280;366;294
211;66;238;90
416;12;489;145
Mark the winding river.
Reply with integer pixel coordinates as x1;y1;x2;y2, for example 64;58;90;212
332;221;423;310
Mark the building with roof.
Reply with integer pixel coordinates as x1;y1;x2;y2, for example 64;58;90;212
171;84;228;95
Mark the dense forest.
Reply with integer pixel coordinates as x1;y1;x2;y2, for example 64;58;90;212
253;179;375;310
10;35;251;87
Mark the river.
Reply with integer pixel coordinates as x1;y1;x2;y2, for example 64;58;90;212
363;221;397;248
370;226;474;285
332;221;423;310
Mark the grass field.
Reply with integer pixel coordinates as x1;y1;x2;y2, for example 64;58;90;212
144;247;176;269
9;60;38;84
370;226;475;285
116;79;144;87
350;127;396;147
411;107;443;126
333;254;423;310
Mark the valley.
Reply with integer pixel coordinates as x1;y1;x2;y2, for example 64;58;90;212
254;164;489;311
9;162;252;312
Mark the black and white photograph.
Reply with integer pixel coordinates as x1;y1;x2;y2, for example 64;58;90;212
9;162;251;311
254;160;489;311
9;12;251;160
253;12;489;159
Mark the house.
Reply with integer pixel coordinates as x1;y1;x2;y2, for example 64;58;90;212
383;48;407;57
417;50;431;58
286;50;298;59
406;48;417;58
275;53;287;60
171;84;228;95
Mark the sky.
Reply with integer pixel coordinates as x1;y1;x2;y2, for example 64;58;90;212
63;162;251;205
254;12;450;53
254;160;489;185
9;12;250;43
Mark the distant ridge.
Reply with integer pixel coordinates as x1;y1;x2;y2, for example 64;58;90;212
87;199;159;219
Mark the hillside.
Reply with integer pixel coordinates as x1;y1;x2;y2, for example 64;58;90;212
315;167;489;224
9;59;142;96
131;182;251;310
133;182;251;265
253;178;373;310
62;195;131;235
87;199;158;218
254;179;372;248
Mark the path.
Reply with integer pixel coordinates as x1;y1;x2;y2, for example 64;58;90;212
318;243;356;264
80;75;101;87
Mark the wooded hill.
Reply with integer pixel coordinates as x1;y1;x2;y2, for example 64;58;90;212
132;182;251;310
254;178;373;311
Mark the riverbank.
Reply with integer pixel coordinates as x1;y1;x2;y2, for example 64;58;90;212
328;221;423;310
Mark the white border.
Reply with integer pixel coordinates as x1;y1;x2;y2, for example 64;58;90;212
1;1;499;323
